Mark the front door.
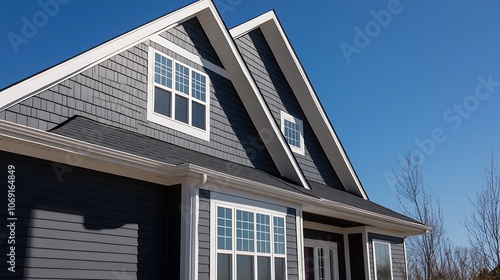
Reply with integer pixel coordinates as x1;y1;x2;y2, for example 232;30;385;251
304;239;339;280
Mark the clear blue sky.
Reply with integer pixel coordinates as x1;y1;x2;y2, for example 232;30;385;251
2;0;500;246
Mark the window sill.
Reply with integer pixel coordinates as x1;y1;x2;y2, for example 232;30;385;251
147;110;210;141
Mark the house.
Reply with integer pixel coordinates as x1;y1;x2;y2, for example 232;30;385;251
0;0;429;279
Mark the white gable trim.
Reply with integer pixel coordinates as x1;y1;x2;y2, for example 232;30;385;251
0;0;310;190
0;2;208;112
230;11;369;199
230;11;275;40
168;1;311;189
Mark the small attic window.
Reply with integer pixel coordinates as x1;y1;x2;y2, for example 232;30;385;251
280;111;304;155
147;47;210;141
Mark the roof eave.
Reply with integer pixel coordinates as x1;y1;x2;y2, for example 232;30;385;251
0;118;426;236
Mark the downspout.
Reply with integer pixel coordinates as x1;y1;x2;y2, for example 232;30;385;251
195;173;208;188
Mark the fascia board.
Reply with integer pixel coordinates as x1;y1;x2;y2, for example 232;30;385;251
0;0;210;111
316;200;431;236
229;10;275;38
0;119;183;174
194;162;428;236
229;11;368;199
0;119;427;236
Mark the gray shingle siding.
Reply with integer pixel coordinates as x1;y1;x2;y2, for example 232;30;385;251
286;208;299;280
235;28;343;189
368;233;406;280
198;189;211;280
160;17;223;67
0;17;279;175
0;151;177;279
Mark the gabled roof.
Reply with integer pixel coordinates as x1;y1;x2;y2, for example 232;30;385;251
0;1;369;199
230;11;369;199
0;0;310;189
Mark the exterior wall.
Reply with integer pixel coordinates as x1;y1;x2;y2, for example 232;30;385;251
368;233;406;280
0;151;181;280
198;189;211;280
160;17;223;67
0;17;279;175
166;186;182;279
234;28;343;189
286;208;299;280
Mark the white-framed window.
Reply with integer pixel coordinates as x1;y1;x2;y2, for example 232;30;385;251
280;111;304;155
147;46;210;141
304;239;339;280
373;241;393;280
214;202;287;280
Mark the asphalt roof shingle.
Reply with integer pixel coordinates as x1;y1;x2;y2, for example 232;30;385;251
50;116;420;225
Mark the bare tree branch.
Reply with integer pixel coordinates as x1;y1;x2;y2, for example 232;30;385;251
465;151;500;274
394;153;445;280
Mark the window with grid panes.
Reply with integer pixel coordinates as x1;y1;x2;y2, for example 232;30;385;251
216;205;287;280
148;47;210;140
280;111;304;155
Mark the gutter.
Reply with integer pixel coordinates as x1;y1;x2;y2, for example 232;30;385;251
188;165;429;235
0;119;429;235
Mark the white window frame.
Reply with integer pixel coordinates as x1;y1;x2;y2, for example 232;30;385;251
147;46;211;141
373;241;393;280
212;199;288;280
304;239;340;280
280;111;305;155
